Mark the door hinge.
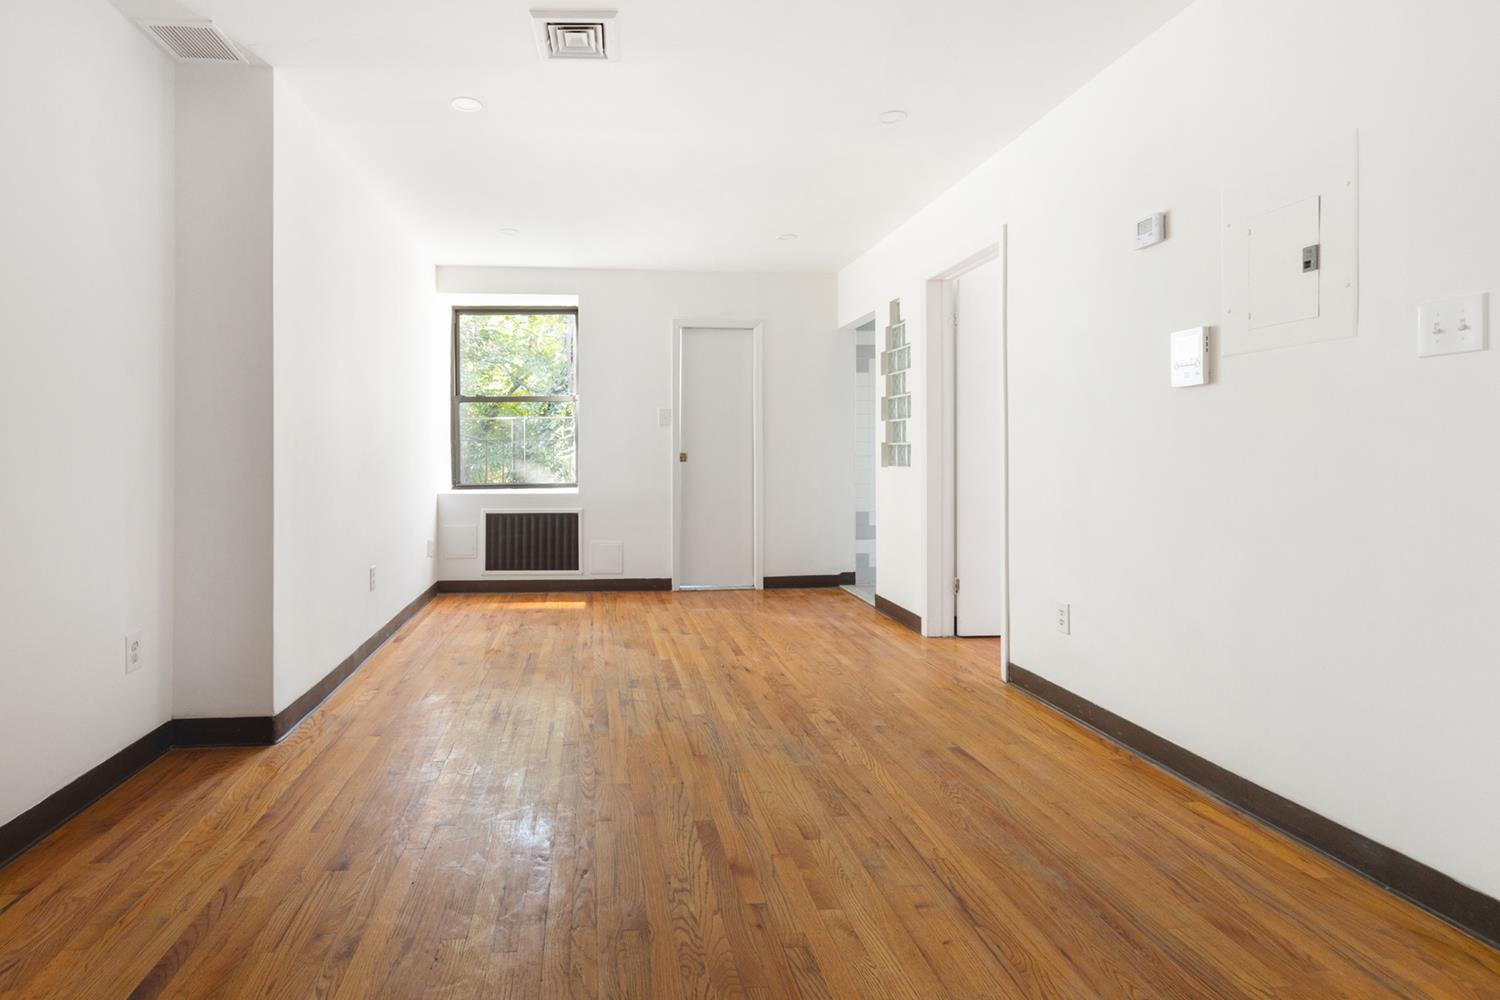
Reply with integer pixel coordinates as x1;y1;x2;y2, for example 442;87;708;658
953;577;961;594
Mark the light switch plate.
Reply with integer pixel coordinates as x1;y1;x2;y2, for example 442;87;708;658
657;407;673;427
1418;293;1488;358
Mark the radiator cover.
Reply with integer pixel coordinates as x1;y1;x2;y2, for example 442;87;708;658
484;510;581;573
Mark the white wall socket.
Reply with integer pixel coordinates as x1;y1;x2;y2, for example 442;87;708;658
125;631;144;674
426;539;435;558
1056;603;1071;635
368;566;377;591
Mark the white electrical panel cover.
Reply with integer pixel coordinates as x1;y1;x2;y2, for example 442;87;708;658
1222;133;1358;356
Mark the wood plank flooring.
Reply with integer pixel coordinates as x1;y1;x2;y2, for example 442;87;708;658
1;590;1497;998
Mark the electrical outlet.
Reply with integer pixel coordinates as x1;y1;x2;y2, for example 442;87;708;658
368;566;377;591
1056;603;1071;635
125;631;144;674
426;539;435;558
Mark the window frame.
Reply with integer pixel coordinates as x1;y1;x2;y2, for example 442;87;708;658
450;306;580;490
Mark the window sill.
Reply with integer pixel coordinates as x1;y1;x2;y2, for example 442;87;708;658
442;486;580;496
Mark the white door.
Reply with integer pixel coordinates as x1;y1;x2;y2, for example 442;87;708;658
678;327;756;589
955;258;1006;635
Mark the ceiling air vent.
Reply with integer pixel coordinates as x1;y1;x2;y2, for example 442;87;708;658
530;9;618;61
135;20;246;63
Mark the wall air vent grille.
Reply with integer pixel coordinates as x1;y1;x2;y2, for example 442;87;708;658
530;10;618;61
136;20;246;63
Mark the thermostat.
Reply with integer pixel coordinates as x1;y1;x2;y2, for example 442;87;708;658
1135;212;1166;250
1171;327;1209;387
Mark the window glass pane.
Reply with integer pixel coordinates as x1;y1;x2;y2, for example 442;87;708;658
458;401;576;485
458;312;575;397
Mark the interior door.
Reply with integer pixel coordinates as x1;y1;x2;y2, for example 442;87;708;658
955;258;1005;635
678;327;755;588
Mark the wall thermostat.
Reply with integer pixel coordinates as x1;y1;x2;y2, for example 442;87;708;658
1171;327;1209;387
1135;212;1166;250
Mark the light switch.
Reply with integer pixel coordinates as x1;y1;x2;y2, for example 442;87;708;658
657;407;673;427
1418;293;1488;358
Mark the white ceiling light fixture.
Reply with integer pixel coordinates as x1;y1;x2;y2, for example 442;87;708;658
530;9;619;61
878;109;909;125
134;19;246;63
450;96;484;112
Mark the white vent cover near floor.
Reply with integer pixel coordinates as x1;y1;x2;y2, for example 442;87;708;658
530;9;618;61
135;20;246;63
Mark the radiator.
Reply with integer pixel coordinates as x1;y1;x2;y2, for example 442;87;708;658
484;510;581;573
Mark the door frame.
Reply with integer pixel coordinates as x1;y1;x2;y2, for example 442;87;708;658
923;232;1009;676
671;320;765;591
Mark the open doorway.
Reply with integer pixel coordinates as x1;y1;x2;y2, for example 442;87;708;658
846;318;878;605
924;234;1008;672
952;257;1005;635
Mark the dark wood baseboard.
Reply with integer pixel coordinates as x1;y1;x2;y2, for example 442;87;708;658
171;716;276;747
0;583;441;872
763;572;856;589
1008;663;1500;950
271;583;438;742
0;722;174;869
874;594;922;633
436;577;671;594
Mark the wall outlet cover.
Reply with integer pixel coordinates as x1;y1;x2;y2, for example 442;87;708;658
1056;603;1071;635
125;630;144;674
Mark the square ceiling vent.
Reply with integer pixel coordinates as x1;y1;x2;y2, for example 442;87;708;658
530;9;618;61
135;19;246;63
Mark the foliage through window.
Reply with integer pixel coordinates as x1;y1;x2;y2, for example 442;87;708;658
453;308;577;487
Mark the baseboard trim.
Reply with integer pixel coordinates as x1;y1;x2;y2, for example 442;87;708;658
1008;663;1500;950
0;582;441;872
171;716;276;747
272;582;439;742
0;721;174;869
763;572;856;589
436;577;671;594
874;594;922;633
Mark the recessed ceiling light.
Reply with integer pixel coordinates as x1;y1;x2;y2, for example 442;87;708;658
498;227;521;237
777;233;799;241
451;96;484;112
878;109;908;125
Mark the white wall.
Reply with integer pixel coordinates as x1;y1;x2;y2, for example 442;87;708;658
839;0;1500;898
173;64;274;718
272;78;447;714
0;0;175;823
435;267;846;582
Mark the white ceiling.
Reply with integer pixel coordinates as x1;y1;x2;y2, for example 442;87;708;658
112;0;1191;272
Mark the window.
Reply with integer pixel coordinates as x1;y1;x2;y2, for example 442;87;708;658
452;308;578;487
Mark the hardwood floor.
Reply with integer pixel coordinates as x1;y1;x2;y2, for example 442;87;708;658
1;590;1496;998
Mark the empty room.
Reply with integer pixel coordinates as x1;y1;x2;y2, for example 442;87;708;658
3;0;1499;996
